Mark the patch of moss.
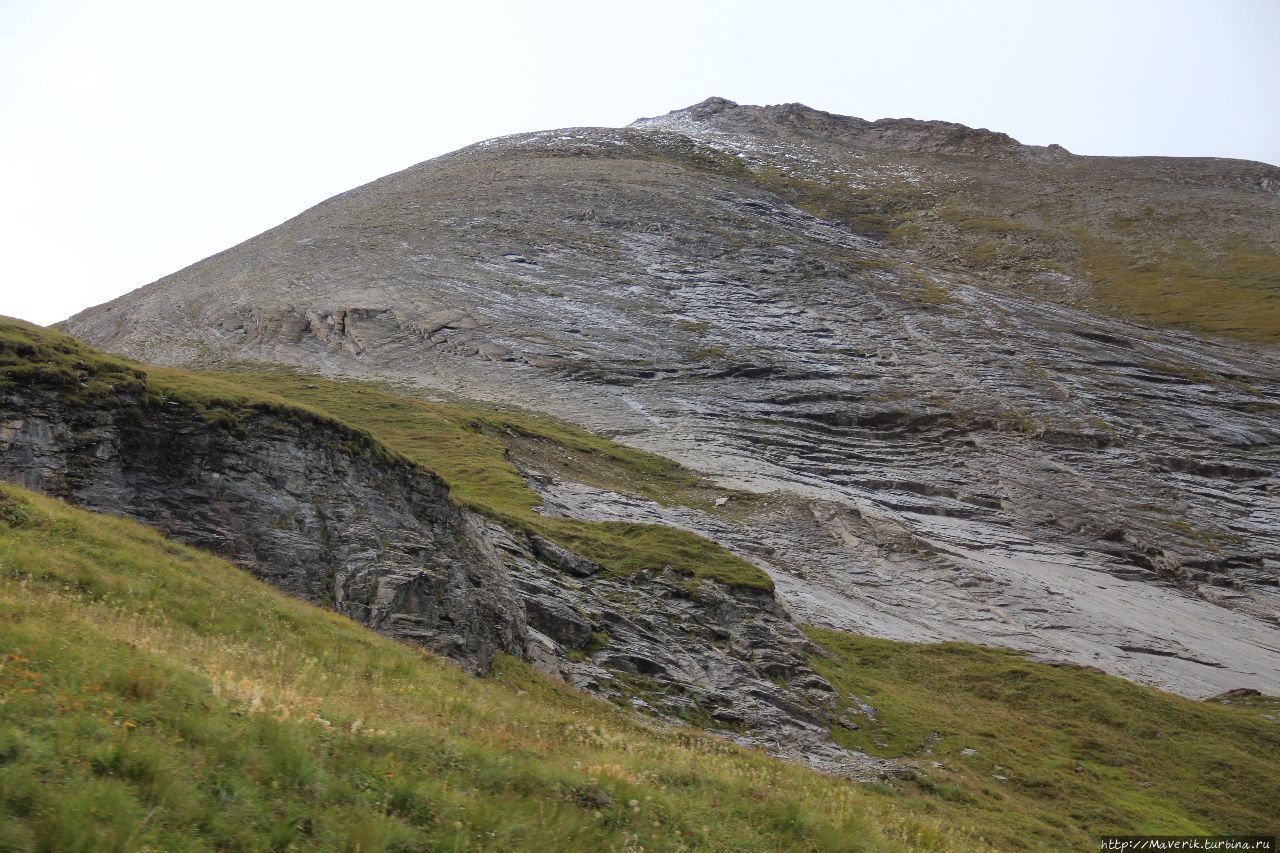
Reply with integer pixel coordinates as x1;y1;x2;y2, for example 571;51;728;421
624;135;753;181
995;409;1039;434
903;269;953;306
748;167;931;239
1080;237;1280;343
936;203;1041;237
688;345;734;363
675;319;709;334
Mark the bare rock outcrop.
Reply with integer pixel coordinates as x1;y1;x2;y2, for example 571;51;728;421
0;368;897;777
0;385;526;673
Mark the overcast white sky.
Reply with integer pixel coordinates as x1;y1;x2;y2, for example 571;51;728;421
2;0;1277;326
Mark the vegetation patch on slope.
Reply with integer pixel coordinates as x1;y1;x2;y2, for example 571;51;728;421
1080;236;1280;343
0;483;959;851
0;319;403;464
911;199;1280;342
0;317;770;591
217;370;770;591
716;151;1280;343
805;628;1280;850
750;166;933;240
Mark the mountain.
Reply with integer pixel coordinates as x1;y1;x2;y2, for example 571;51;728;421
7;98;1280;845
60;98;1280;704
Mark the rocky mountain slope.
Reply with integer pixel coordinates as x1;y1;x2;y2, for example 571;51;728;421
60;98;1280;703
0;318;895;777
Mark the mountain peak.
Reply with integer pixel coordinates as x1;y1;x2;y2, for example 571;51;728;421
632;97;1026;155
686;95;739;115
629;95;739;127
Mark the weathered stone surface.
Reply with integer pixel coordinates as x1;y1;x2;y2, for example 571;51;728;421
530;535;602;577
0;387;527;673
483;521;901;778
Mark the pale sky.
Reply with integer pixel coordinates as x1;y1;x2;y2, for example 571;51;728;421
2;0;1277;326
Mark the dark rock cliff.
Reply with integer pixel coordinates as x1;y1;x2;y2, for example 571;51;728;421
0;369;898;777
0;385;527;672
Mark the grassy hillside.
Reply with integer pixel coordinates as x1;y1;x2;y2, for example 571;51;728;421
3;487;1278;851
806;629;1280;849
0;483;955;852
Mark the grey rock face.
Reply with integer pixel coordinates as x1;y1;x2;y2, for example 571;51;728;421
0;382;895;777
0;387;526;673
483;519;902;778
640;96;1026;155
58;100;1280;698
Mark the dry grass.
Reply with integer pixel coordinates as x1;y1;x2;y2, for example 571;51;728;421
1080;237;1280;342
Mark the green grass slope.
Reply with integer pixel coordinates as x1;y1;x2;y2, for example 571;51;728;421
806;629;1280;849
4;486;1278;851
0;483;957;852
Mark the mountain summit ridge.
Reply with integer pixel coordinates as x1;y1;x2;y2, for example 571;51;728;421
632;96;1031;155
